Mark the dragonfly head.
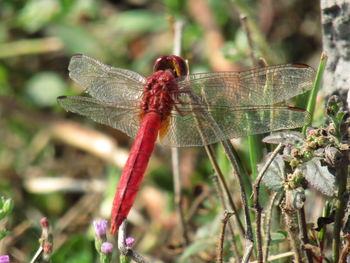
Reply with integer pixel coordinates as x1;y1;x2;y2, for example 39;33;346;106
153;55;188;78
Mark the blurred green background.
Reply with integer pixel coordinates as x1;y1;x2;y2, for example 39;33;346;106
0;0;321;262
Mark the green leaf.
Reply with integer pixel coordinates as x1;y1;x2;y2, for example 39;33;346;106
47;23;102;56
302;158;335;196
162;0;186;15
0;64;9;95
2;198;13;214
26;72;66;107
0;197;13;220
17;0;60;33
107;10;168;33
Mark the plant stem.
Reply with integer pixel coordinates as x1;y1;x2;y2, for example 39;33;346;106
332;150;349;262
281;204;304;263
297;207;313;263
263;192;278;263
253;143;283;263
221;140;254;262
205;145;245;236
171;19;190;245
212;175;241;261
217;211;234;263
240;14;264;183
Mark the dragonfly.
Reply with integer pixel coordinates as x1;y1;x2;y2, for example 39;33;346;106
58;54;315;234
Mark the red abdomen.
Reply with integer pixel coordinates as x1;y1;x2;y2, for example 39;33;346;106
110;112;161;233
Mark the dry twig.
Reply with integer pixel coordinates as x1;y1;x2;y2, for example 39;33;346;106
217;211;235;263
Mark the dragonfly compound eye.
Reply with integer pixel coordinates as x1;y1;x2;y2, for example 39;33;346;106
153;55;188;77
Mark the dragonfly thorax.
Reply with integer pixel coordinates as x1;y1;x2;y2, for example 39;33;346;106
142;70;178;121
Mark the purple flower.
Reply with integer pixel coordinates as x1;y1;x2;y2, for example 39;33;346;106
101;242;114;254
0;255;10;263
125;237;135;247
93;219;108;238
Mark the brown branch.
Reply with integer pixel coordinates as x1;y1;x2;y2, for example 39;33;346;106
263;192;278;263
217;211;235;263
204;144;245;236
212;176;241;261
297;208;313;262
253;143;283;263
240;15;258;66
281;202;304;262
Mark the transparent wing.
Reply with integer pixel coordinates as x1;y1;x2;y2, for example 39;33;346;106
159;63;315;147
177;64;315;106
68;54;146;103
57;96;141;139
160;106;310;147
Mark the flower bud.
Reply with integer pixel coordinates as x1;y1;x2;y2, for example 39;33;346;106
101;242;114;254
93;219;108;239
125;237;135;247
0;255;10;263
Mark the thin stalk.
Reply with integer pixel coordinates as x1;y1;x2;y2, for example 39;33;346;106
217;211;235;263
171;19;189;245
29;247;43;263
281;204;304;262
317;201;332;251
220;139;254;262
212;175;241;261
240;14;263;182
332;150;349;262
251;251;294;263
297;208;313;263
302;52;328;135
172;19;184;58
231;0;282;63
240;15;258;65
253;143;283;263
205;144;245;236
263;192;278;263
248;135;263;180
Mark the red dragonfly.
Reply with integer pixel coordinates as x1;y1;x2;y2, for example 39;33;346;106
58;54;315;233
